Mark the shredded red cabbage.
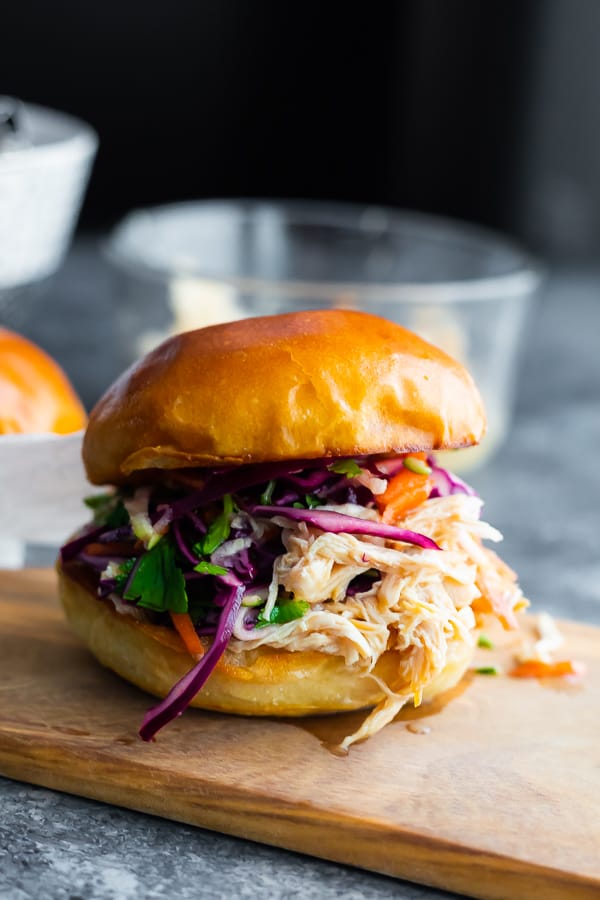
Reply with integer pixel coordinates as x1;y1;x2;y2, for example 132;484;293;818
169;456;375;517
78;552;129;570
373;457;406;477
98;525;133;543
60;525;105;563
251;505;440;550
212;539;257;580
98;578;119;599
139;573;244;740
171;519;200;565
346;572;380;596
169;458;333;516
427;458;476;498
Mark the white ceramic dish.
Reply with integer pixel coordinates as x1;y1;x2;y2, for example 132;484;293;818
0;431;96;567
0;100;97;321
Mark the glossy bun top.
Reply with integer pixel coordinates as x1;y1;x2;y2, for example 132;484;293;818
83;309;486;485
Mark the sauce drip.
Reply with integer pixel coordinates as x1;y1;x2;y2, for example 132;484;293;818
284;671;474;755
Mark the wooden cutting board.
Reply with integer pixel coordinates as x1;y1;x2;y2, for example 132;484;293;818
0;569;598;900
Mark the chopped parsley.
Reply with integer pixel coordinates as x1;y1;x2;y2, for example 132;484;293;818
114;558;135;591
193;561;228;576
474;666;500;676
477;633;494;649
194;494;234;556
123;538;188;613
84;493;129;529
292;494;320;510
260;480;275;505
256;598;310;628
328;459;362;478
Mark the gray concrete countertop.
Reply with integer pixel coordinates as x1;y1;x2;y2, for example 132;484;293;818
1;242;599;899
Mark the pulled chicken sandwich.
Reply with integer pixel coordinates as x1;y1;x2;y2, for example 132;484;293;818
58;309;525;748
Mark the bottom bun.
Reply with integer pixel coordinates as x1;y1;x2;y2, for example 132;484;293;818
58;564;474;717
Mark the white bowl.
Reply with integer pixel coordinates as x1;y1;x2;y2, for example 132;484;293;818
0;101;97;296
0;431;94;567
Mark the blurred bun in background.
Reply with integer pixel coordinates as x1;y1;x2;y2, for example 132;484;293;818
0;327;86;435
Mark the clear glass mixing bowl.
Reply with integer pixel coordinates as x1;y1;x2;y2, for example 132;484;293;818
106;200;541;470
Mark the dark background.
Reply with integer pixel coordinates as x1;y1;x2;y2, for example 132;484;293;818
2;0;600;258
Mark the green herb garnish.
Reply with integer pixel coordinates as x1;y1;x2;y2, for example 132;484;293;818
260;480;275;505
84;493;129;529
403;456;432;476
84;494;112;513
194;494;234;556
256;598;310;628
328;459;363;478
477;633;494;649
292;495;320;509
123;539;188;613
114;557;135;591
193;561;228;576
474;666;500;675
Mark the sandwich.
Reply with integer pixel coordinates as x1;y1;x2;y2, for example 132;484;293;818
58;309;525;749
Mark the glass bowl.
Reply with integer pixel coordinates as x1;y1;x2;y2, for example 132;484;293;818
106;200;541;469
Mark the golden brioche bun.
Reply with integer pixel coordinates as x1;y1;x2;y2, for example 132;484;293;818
58;563;473;717
0;327;86;435
83;309;485;485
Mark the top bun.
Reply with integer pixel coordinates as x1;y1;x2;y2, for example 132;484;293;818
0;327;86;435
83;310;486;485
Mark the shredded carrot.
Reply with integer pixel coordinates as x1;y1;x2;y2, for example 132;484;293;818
136;621;185;653
170;612;204;659
83;541;134;556
376;453;433;523
510;659;584;679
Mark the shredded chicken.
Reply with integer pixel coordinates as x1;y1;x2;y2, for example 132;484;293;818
228;494;525;748
510;612;583;678
516;611;563;664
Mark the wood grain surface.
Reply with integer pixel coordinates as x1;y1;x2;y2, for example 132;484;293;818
0;568;598;900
